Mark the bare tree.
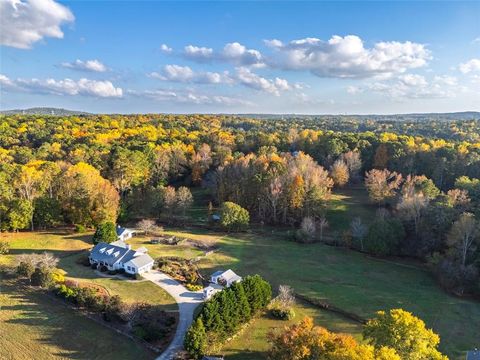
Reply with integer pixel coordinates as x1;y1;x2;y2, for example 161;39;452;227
447;213;479;266
350;217;367;251
277;285;295;308
342;151;362;182
176;186;194;216
300;216;316;242
397;192;428;238
318;216;329;243
137;219;162;235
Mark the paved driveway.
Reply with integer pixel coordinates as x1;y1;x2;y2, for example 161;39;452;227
142;270;204;360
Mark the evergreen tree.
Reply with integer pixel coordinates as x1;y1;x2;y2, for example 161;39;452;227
231;282;251;322
184;318;207;359
92;222;117;244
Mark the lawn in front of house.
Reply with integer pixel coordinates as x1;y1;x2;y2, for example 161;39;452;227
0;277;156;360
0;230;178;310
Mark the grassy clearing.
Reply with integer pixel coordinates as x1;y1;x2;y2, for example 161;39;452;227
0;277;155;360
221;300;362;360
326;186;377;229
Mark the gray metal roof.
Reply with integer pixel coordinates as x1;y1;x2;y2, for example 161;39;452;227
89;242;131;266
126;253;154;268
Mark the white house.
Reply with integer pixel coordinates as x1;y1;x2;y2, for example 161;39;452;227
116;226;134;242
210;269;242;287
89;241;154;275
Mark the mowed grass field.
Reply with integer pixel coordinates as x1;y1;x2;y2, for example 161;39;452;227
0;278;155;360
198;232;480;360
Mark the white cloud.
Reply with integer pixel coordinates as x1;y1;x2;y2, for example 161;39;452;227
265;35;431;78
0;0;74;49
1;74;123;98
183;42;264;66
160;43;173;53
222;42;264;66
149;64;294;96
149;65;230;84
368;74;461;99
184;45;214;61
235;67;290;96
346;85;361;94
472;37;480;44
129;88;253;106
459;58;480;74
61;59;108;72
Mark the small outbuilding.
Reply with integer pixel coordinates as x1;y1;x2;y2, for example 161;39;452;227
116;226;134;242
210;269;242;287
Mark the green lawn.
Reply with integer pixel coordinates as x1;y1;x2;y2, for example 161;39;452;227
156;225;479;360
326;186;377;229
0;277;155;360
221;300;363;360
1;231;177;310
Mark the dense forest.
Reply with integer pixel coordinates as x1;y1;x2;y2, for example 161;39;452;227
1;114;479;296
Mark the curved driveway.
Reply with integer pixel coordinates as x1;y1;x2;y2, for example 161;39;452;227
142;270;204;360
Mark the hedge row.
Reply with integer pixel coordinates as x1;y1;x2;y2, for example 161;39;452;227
185;275;272;359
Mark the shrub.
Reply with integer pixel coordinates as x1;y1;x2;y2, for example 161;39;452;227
76;254;91;266
220;202;249;232
0;240;10;255
134;273;144;280
364;218;405;256
98;265;108;272
186;284;203;292
17;261;35;278
30;267;54;288
75;224;87;233
92;222;117;244
51;269;65;284
108;270;118;275
271;307;295;320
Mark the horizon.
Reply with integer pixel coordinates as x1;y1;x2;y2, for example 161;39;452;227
1;1;479;113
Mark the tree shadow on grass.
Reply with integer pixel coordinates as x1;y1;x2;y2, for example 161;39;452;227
1;281;155;360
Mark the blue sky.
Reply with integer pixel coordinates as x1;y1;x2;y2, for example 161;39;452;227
1;1;479;114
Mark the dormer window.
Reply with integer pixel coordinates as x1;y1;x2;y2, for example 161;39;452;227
99;247;107;253
106;248;114;255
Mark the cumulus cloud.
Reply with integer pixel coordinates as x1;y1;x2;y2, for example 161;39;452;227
129;88;253;106
368;74;461;99
265;35;431;78
160;43;173;53
61;59;108;72
235;67;290;96
184;45;214;61
459;58;480;74
149;65;230;84
183;42;264;66
0;74;123;97
0;0;74;49
149;65;293;96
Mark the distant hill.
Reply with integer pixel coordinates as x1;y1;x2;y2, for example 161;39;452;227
0;107;91;116
238;111;480;121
